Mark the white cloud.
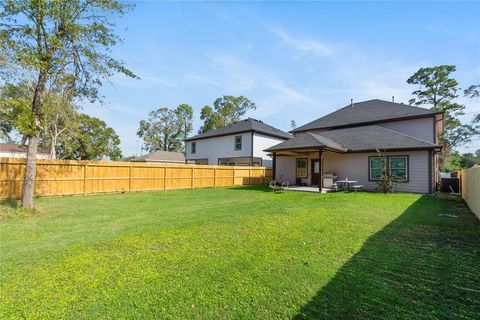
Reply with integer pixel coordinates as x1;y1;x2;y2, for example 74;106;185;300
111;73;177;89
185;74;221;87
210;54;318;118
269;27;335;57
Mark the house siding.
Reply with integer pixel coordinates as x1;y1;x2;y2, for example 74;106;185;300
185;132;253;165
377;117;435;143
303;117;435;144
275;150;431;193
276;156;297;183
252;133;288;167
324;150;430;193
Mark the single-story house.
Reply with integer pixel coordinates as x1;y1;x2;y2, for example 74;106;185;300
131;150;189;164
0;143;53;159
185;118;291;167
265;99;444;194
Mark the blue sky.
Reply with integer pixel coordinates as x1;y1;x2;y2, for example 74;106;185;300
82;1;480;156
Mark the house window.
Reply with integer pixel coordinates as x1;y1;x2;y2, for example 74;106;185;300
369;157;387;181
191;142;196;154
234;136;242;150
389;156;408;182
369;156;408;182
296;158;308;178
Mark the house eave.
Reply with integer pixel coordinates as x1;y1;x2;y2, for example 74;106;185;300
266;145;441;156
185;130;291;142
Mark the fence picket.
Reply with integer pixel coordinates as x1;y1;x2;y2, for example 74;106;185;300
461;166;480;219
0;158;271;199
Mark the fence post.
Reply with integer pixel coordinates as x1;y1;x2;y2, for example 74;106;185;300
192;167;195;189
214;168;216;187
233;167;236;186
128;166;132;193
83;163;87;195
164;167;167;191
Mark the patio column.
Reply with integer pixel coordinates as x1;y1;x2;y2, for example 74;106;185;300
318;148;324;192
272;152;276;180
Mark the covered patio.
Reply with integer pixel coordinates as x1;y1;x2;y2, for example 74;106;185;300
264;127;441;194
266;132;347;193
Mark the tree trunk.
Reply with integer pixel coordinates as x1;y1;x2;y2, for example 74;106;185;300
50;137;56;159
21;71;46;209
50;126;58;159
21;135;39;208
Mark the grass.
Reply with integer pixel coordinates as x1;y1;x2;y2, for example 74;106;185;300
0;186;479;319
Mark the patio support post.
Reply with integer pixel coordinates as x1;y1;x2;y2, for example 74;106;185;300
318;148;324;192
272;153;276;180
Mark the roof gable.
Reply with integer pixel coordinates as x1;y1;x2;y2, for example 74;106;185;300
185;118;291;141
293;99;439;132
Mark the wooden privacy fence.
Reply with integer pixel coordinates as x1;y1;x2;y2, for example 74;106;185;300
460;166;480;219
0;158;272;199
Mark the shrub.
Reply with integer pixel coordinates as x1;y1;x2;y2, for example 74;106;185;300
376;156;398;194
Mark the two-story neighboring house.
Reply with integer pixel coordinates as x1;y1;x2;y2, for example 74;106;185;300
185;118;291;167
265;99;444;193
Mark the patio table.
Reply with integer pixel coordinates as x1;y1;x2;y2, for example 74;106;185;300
336;180;358;191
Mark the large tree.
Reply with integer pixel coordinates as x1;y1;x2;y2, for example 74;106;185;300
442;149;480;172
58;113;121;160
199;95;256;133
0;0;136;208
0;82;33;143
407;65;478;148
175;103;194;140
0;82;78;156
40;90;78;159
464;84;480;125
137;107;183;153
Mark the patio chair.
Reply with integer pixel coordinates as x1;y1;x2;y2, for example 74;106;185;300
268;180;278;192
280;180;289;191
352;185;363;192
449;185;461;197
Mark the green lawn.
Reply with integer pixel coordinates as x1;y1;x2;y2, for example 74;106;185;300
0;186;479;319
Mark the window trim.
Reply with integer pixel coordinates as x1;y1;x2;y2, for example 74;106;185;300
368;155;409;183
234;135;242;151
296;158;308;178
191;141;196;154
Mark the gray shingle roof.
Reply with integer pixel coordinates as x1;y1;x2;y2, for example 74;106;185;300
265;125;440;152
264;132;346;152
185;118;291;141
293;99;439;132
131;150;186;162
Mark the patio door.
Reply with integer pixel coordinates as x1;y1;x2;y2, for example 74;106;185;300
311;159;320;186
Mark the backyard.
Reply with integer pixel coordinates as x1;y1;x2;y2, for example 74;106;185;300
0;186;479;319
